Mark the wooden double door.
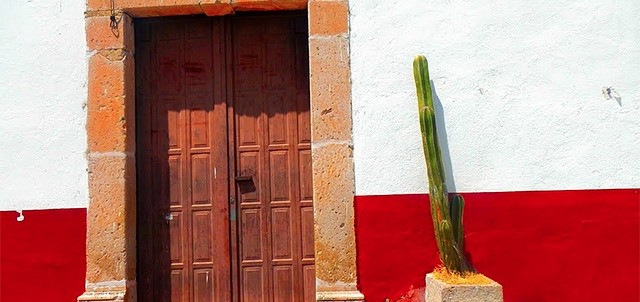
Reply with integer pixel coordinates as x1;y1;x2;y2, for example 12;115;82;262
135;15;314;302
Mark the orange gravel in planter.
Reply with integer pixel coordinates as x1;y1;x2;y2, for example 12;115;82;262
432;266;493;285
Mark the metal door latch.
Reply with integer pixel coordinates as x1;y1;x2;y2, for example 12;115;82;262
229;196;237;221
165;213;173;221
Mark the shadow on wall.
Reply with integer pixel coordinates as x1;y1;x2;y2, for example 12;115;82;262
430;82;456;192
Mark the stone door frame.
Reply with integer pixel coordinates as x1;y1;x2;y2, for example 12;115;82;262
79;1;363;301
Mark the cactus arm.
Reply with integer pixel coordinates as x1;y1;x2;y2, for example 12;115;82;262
418;71;446;257
415;57;431;179
415;57;449;213
439;220;457;271
424;106;450;217
413;56;434;110
413;56;429;112
450;194;465;251
450;194;468;271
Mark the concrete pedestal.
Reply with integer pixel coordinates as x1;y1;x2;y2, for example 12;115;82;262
425;273;503;302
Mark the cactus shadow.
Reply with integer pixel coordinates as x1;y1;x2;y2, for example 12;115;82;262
430;82;457;192
430;81;476;272
432;83;479;271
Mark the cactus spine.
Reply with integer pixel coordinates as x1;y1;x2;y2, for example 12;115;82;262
413;55;469;273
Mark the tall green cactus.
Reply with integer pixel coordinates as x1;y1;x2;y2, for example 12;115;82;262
413;55;470;273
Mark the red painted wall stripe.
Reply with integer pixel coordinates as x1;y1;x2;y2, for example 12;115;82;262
1;190;638;302
355;189;640;302
0;208;86;302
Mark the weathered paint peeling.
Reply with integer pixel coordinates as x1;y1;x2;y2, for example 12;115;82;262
16;210;24;222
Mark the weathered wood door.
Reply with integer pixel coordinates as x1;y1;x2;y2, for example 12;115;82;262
230;16;314;302
135;15;315;302
136;15;313;302
136;18;232;302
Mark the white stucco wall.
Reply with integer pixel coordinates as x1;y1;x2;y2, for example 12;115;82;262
1;0;638;208
0;0;88;210
350;0;640;195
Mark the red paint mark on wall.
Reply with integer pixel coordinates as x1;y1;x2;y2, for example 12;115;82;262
0;208;86;302
355;189;640;302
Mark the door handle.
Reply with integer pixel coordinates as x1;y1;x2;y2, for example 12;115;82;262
235;175;252;182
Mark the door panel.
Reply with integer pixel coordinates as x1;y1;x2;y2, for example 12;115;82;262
136;18;230;302
136;15;312;302
232;16;313;302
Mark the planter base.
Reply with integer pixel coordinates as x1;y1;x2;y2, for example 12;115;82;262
425;273;503;302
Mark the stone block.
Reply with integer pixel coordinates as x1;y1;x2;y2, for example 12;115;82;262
309;36;352;141
86;155;137;283
316;290;365;302
312;143;357;284
86;14;134;51
309;1;348;36
87;0;200;14
200;0;234;16
425;273;503;302
87;53;135;153
126;4;203;17
232;0;306;11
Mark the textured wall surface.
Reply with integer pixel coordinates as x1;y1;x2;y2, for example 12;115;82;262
350;0;640;195
0;0;88;210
